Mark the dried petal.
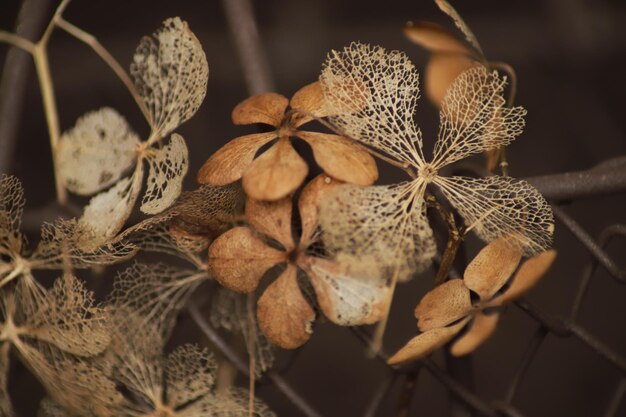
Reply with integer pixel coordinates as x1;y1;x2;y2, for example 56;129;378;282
0;175;25;254
450;311;499;356
387;319;468;365
131;17;208;136
415;279;472;331
57;108;140;195
166;345;216;409
232;92;288;127
208;227;285;292
463;235;522;301
434;175;554;256
242;139;308;201
301;256;389;325
289;81;330;126
403;21;470;54
197;132;277;185
257;265;315;349
321;42;425;168
434;0;484;57
492;250;557;306
0;344;13;417
141;133;189;214
297;131;378;186
246;196;294;250
424;52;477;107
298;175;343;247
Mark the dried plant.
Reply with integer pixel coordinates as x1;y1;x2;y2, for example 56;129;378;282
197;82;378;201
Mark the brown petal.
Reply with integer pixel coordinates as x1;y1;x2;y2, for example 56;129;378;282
208;227;285;292
491;250;557;306
242;138;308;201
425;52;478;107
298;174;343;246
301;256;389;326
415;279;473;331
232;93;288;127
246;195;294;250
297;131;378;186
290;81;329;127
257;265;315;349
464;236;522;301
197;132;277;185
403;21;470;54
450;311;499;356
387;319;468;365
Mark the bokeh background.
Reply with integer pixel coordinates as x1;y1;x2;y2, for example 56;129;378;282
1;0;625;416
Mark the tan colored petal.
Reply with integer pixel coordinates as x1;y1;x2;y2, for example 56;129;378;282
491;250;557;306
450;311;499;356
415;279;472;331
196;132;277;185
301;256;389;326
242;138;308;201
257;265;315;349
387;319;468;365
297;131;378;186
208;227;285;292
232;93;288;127
403;21;470;54
298;174;343;247
290;81;329;127
246;196;294;250
424;52;477;107
434;0;484;57
463;235;522;301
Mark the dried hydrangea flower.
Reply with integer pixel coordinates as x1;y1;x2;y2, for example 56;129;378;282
197;82;378;201
388;236;557;365
57;17;209;246
208;175;390;349
319;42;554;279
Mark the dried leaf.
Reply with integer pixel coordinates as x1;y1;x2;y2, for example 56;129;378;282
434;0;484;57
197;132;277;186
165;345;216;409
57;108;140;195
289;81;330;126
298;174;342;247
141;133;189;214
425;52;477;107
301;256;389;325
232;92;288;127
257;265;315;349
297;131;378;186
387;319;468;365
415;279;472;331
242;138;308;201
463;235;522;301
403;21;470;54
131;17;209;136
246;196;294;250
208;227;285;292
450;311;499;356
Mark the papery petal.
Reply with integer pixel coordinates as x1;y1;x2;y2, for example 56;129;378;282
246;195;294;250
298;174;343;247
232;92;288;127
424;53;477;108
290;81;330;126
415;279;472;331
434;0;484;56
450;311;499;356
403;21;471;54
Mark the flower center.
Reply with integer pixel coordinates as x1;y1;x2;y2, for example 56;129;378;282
418;163;438;183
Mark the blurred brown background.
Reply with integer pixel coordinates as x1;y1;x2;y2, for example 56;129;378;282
1;0;625;416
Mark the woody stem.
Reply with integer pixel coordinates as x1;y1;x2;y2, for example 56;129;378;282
426;193;463;285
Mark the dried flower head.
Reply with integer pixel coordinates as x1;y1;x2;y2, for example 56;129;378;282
388;236;557;365
208;175;390;349
197;82;378;201
318;42;554;279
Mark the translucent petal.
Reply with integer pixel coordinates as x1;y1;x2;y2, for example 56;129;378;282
319;181;436;281
131;17;209;136
414;279;472;331
232;92;288;127
434;0;484;56
141;133;189;214
450;311;499;356
424;52;478;107
320;42;425;168
166;345;216;409
57;108;140;195
434;175;554;255
0;175;25;257
432;66;526;168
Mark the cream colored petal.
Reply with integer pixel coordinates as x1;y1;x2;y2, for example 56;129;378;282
208;227;285;292
196;132;277;185
424;52;478;108
415;279;472;331
246;195;294;250
403;21;471;54
242;139;308;201
297;131;378;186
300;256;389;326
257;265;315;349
290;81;330;126
57;107;140;195
0;175;25;255
232;92;288;127
434;0;484;57
491;250;557;306
464;235;522;301
166;345;216;409
450;311;499;356
298;174;343;247
387;319;468;365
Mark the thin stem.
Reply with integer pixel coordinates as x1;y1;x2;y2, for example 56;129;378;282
426;193;463;285
39;0;71;46
0;32;36;53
